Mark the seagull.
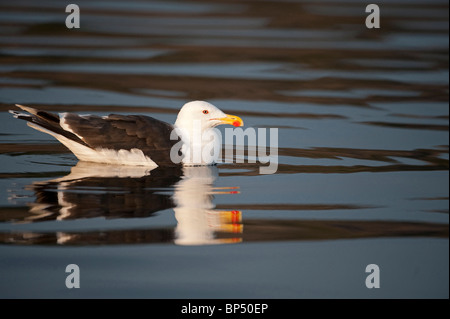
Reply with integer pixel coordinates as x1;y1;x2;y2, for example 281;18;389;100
9;101;243;167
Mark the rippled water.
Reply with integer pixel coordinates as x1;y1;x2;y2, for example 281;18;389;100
0;0;448;298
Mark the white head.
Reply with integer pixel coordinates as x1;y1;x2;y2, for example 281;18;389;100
173;101;243;165
174;101;243;131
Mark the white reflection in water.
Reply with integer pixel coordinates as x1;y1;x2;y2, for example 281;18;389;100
173;166;242;245
20;162;242;246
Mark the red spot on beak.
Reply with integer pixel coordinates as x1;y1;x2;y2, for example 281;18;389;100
233;121;241;127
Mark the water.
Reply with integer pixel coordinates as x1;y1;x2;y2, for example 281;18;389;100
0;0;448;299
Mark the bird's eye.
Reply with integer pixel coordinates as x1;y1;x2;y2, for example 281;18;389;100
202;110;209;114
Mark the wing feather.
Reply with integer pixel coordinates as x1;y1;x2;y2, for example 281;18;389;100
62;113;180;166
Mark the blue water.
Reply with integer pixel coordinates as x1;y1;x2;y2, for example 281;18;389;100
0;0;448;298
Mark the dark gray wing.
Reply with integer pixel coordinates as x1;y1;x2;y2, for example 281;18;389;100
63;113;181;166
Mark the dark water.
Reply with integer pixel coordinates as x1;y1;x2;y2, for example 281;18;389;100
0;0;448;298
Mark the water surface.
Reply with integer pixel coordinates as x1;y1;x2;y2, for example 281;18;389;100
0;0;448;298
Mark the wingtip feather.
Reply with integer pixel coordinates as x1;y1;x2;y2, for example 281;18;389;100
14;104;37;115
9;109;23;119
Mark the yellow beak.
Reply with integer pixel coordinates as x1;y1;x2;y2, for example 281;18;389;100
217;114;244;127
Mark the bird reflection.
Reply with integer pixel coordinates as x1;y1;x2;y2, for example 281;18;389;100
13;162;242;246
6;164;444;246
27;163;181;221
173;166;242;245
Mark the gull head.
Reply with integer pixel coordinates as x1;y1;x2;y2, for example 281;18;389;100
175;101;243;131
173;101;244;166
